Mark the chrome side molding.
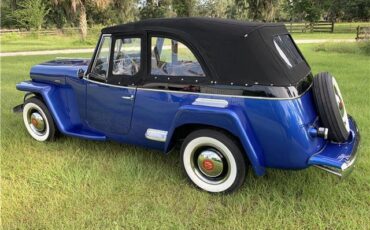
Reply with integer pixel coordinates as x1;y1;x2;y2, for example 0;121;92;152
192;98;228;108
145;128;168;142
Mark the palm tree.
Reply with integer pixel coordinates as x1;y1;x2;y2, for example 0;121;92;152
52;0;110;40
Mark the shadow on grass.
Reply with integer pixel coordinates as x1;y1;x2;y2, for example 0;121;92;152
51;133;336;199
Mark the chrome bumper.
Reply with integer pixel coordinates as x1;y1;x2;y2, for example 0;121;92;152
308;116;360;177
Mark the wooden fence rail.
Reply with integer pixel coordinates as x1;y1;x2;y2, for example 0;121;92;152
356;26;370;40
0;28;80;35
284;21;334;33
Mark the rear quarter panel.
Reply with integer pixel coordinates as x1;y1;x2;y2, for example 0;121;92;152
130;88;325;175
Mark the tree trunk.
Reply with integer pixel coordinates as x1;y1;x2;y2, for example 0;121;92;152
79;4;87;40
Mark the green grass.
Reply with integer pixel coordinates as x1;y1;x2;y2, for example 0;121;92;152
313;41;370;56
1;43;370;229
0;33;98;52
291;32;356;40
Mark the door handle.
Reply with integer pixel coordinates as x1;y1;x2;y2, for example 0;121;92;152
121;95;135;100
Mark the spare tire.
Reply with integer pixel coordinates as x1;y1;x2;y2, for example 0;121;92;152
313;72;350;142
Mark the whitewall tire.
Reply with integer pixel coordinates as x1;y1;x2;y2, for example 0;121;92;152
181;129;247;193
23;97;56;141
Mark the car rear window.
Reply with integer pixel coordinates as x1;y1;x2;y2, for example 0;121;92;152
273;35;303;69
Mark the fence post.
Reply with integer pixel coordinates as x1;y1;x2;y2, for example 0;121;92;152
356;26;359;40
331;21;334;33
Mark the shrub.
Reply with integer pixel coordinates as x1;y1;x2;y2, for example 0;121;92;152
13;0;50;30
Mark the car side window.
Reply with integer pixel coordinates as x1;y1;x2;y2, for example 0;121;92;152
112;38;141;76
151;37;205;77
90;36;111;81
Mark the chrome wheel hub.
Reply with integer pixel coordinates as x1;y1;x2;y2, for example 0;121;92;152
196;149;224;178
332;78;350;132
28;112;45;135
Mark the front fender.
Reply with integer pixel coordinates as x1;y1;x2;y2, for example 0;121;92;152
16;81;70;133
166;105;266;176
16;81;105;140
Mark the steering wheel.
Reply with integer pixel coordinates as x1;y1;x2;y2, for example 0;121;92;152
113;53;139;75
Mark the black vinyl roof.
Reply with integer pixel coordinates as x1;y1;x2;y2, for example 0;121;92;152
102;18;311;86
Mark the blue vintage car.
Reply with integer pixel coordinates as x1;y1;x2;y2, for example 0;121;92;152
14;18;360;193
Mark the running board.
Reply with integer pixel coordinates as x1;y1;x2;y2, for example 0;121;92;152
63;127;107;141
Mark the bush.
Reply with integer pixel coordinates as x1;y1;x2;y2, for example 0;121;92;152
13;0;50;30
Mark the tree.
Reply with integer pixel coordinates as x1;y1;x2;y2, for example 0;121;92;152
247;0;279;21
52;0;111;40
227;0;249;20
14;0;50;30
282;0;322;22
111;0;138;23
226;0;279;21
197;0;232;18
343;0;370;21
173;0;195;17
86;0;138;25
139;0;173;19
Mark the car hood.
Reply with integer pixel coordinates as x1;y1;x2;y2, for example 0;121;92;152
30;58;90;80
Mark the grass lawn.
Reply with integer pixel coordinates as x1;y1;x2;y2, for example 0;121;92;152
1;43;369;229
0;33;99;52
291;32;356;40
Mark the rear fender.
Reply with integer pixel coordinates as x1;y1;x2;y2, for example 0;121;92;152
166;105;266;176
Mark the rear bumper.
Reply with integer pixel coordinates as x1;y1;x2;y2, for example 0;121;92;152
308;116;360;177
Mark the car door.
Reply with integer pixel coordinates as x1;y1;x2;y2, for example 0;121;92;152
85;34;143;136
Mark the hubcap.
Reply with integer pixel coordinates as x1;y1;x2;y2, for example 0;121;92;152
196;149;224;178
332;77;350;132
28;111;46;135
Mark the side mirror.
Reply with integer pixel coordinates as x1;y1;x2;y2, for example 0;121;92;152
77;69;85;79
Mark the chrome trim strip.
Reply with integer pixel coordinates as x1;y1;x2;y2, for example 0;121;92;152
192;98;228;108
145;129;168;142
84;78;137;90
137;84;312;100
80;80;312;100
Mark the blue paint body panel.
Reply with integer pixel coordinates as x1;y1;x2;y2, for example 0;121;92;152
16;61;360;176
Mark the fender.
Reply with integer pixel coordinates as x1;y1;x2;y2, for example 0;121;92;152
165;104;266;176
16;81;105;140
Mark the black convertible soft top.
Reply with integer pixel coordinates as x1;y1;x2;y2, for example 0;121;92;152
102;18;311;86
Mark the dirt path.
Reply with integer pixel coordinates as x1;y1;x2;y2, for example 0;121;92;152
0;39;356;57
